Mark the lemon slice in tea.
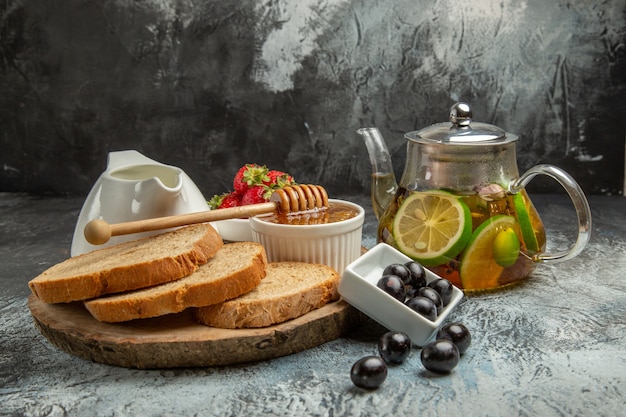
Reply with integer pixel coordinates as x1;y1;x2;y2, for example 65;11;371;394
392;191;471;267
460;215;517;290
513;192;540;254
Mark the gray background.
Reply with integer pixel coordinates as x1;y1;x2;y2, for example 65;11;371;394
1;0;625;198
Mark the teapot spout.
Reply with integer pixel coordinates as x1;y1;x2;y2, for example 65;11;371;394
358;127;398;219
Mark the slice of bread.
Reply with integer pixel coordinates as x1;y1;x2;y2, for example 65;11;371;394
84;242;268;322
29;223;223;303
193;262;340;329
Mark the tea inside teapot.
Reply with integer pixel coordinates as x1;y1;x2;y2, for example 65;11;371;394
360;102;591;292
377;186;546;291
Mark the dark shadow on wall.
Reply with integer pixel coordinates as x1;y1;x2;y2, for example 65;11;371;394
0;0;624;197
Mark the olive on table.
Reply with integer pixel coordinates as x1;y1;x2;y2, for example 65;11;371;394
378;331;412;365
437;322;471;354
420;339;460;374
350;356;388;389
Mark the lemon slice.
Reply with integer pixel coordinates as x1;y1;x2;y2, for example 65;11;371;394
392;191;471;267
513;192;540;254
460;215;517;290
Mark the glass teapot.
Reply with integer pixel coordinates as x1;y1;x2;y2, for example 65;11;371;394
359;102;591;292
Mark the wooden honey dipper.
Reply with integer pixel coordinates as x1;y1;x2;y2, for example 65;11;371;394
84;184;329;245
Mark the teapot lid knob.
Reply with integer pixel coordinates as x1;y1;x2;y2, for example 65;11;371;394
449;102;472;126
405;101;517;145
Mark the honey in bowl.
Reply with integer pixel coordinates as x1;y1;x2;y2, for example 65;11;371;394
256;201;359;225
249;199;365;273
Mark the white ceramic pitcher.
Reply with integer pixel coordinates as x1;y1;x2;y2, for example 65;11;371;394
71;150;210;256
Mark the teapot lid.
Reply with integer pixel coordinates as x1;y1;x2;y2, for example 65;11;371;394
405;102;517;145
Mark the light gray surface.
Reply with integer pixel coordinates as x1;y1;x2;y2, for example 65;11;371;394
1;193;625;417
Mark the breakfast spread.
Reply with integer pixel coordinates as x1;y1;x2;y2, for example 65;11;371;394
23;101;595;389
28;163;346;332
26;158;454;373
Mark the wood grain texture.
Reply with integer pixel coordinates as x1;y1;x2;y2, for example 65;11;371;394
28;296;362;369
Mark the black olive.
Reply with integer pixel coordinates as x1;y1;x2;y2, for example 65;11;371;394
383;263;412;285
437;322;471;354
378;331;412;365
405;296;437;321
417;287;443;315
376;275;406;302
420;339;460;374
350;356;388;389
404;261;427;289
427;278;454;306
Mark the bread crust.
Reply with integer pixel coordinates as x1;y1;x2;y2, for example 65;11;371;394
84;242;268;322
193;262;340;329
28;224;223;303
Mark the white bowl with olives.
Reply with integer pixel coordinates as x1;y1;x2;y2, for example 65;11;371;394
338;243;464;347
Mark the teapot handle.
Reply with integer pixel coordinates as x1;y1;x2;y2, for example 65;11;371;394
509;164;592;263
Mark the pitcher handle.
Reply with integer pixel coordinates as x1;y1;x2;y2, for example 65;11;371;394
509;164;592;263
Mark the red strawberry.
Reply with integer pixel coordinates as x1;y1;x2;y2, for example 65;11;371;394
240;185;270;205
208;191;241;209
233;164;269;195
263;170;295;189
218;192;241;208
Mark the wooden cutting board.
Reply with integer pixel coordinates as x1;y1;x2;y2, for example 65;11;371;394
28;296;362;369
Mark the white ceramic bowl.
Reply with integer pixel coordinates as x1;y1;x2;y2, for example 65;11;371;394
213;218;253;242
249;199;365;274
338;243;464;347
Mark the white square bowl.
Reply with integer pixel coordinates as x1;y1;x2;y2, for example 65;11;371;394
338;243;464;347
